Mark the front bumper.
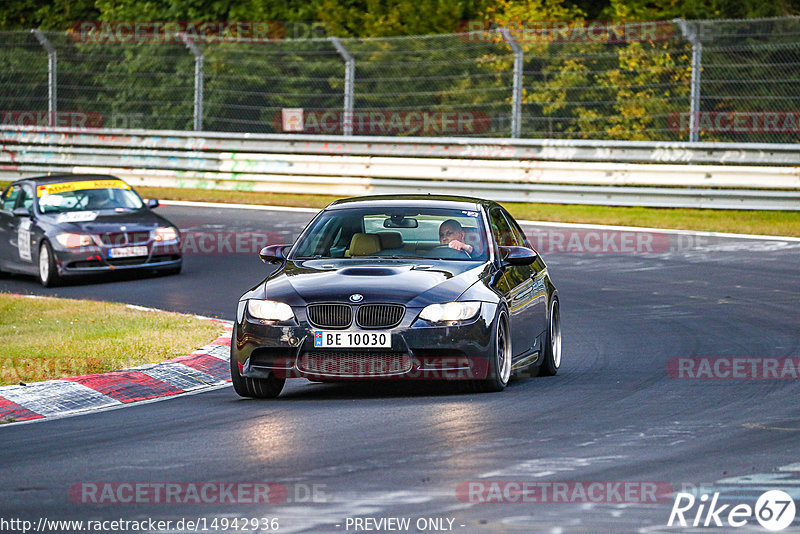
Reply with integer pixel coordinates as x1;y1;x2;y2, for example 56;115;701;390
52;240;181;276
233;302;498;381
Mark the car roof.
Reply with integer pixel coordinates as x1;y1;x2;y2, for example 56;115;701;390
326;194;494;211
10;173;124;186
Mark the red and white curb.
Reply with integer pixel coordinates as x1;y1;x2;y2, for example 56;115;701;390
0;300;233;425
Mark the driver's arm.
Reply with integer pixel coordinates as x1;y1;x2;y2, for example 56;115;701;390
448;239;473;254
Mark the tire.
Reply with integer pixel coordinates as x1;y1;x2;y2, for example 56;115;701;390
38;240;61;287
540;297;562;376
230;345;285;398
472;309;512;393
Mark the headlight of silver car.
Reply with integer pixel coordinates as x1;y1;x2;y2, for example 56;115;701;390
247;299;295;323
418;301;481;323
152;227;179;242
55;233;94;248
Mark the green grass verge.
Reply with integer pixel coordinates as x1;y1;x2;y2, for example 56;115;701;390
0;294;224;386
2;181;798;236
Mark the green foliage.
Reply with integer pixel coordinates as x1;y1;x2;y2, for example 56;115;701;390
316;0;493;37
473;0;694;139
2;0;799;33
1;0;798;142
0;0;98;30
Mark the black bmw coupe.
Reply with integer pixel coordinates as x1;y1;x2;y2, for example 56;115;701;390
231;195;561;397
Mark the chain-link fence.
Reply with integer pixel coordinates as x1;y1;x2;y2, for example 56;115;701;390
1;16;798;142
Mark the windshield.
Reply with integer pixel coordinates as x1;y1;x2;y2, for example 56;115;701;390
37;183;144;214
290;207;488;261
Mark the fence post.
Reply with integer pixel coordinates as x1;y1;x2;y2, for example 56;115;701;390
179;33;204;132
329;37;355;136
675;19;702;142
31;29;57;127
500;28;523;138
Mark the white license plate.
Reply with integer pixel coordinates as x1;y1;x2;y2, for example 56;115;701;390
314;331;391;348
108;245;148;258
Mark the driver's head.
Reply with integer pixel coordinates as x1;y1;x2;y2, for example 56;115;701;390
439;219;465;245
86;189;111;208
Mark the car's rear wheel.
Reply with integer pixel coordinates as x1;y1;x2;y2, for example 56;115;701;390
230;345;285;398
38;240;61;287
472;310;511;393
540;297;561;376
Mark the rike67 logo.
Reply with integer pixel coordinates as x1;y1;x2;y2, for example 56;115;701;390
668;490;796;531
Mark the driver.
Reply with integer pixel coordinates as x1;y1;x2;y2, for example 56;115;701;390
439;219;473;254
84;189;114;210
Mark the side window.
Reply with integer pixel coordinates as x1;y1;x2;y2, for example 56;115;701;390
1;186;21;212
19;184;34;211
502;210;531;248
489;207;519;247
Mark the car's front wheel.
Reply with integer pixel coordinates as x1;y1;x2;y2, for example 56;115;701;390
230;346;285;398
473;310;512;392
540;297;561;376
38;240;61;287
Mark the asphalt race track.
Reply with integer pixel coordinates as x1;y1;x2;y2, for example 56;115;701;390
2;205;800;533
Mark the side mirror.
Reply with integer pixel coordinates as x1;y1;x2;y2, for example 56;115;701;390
146;199;159;209
12;207;31;218
259;244;289;264
499;246;537;266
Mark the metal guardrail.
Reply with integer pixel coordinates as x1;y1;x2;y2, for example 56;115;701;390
3;126;800;164
1;127;798;210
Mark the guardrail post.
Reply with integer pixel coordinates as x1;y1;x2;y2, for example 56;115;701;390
675;19;702;143
500;28;523;139
31;29;57;127
179;33;204;132
329;37;355;136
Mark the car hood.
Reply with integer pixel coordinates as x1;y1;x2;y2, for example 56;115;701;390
39;209;170;234
257;259;490;308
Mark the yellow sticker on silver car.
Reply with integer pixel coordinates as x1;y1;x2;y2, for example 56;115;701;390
37;180;130;197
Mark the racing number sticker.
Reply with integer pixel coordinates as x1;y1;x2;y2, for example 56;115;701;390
18;219;32;262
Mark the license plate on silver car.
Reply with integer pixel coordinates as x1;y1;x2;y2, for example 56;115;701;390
108;246;148;258
313;331;391;348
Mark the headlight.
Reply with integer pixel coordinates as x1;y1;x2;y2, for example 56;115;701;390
153;227;179;242
419;301;481;323
247;299;295;322
55;233;94;248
